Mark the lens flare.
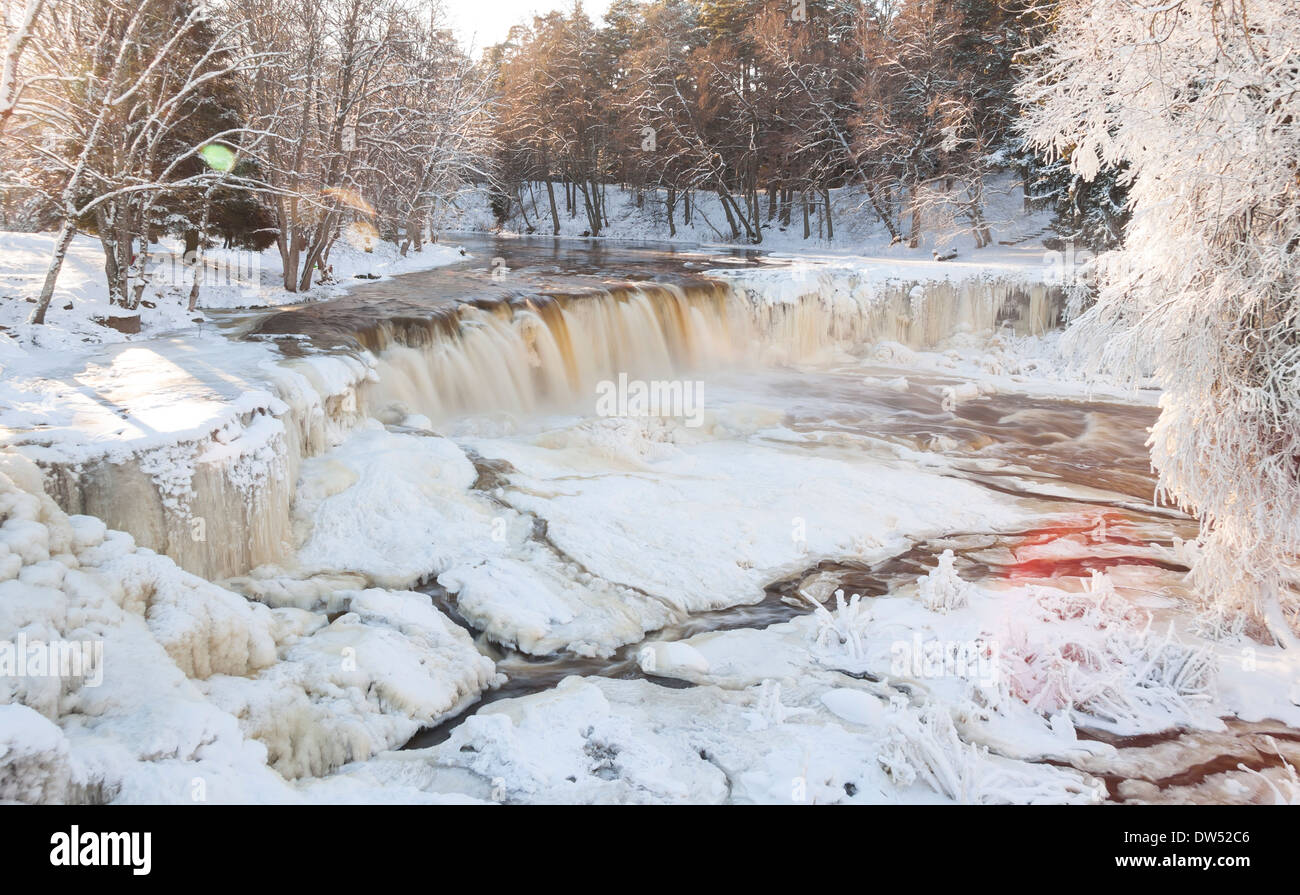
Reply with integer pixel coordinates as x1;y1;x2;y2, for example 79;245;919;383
322;186;375;217
199;144;236;172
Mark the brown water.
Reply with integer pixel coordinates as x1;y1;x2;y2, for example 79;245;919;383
227;234;772;350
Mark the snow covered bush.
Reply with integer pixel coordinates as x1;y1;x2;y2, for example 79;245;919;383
998;572;1217;734
1239;738;1300;805
878;703;1099;804
917;549;969;613
806;588;872;661
1019;0;1300;640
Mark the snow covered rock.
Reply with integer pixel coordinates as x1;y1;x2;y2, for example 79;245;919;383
0;455;499;801
201;588;500;779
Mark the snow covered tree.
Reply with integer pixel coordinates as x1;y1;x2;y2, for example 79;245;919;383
853;0;1043;248
230;0;425;291
1020;0;1300;641
1034;155;1131;253
0;0;45;137
16;0;262;322
617;0;712;234
363;13;495;252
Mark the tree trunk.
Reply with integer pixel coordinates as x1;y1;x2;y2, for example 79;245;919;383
188;193;215;312
526;181;540;219
718;188;740;239
97;205;131;310
516;185;534;230
29;217;79;324
803;192;811;240
282;233;302;292
822;188;833;240
578;181;600;236
298;218;335;292
863;182;899;242
545;179;560;234
410;210;424;253
128;232;150;310
666;186;676;237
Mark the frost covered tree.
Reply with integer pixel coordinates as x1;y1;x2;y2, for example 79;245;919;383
0;0;45;137
230;0;411;292
238;0;492;287
361;14;494;253
616;0;711;234
854;0;1042;248
1020;0;1300;641
14;0;262;323
6;0;497;318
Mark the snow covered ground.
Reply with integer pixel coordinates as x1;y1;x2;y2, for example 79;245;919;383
252;355;1300;803
0;450;500;803
2;219;1297;805
0;229;465;350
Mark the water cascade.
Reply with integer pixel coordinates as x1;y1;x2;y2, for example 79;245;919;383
18;272;1062;580
358;275;1059;424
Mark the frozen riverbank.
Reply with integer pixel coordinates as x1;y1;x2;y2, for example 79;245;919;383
3;235;1298;804
0;229;466;350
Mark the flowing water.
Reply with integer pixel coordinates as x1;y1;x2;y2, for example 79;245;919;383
213;235;1293;801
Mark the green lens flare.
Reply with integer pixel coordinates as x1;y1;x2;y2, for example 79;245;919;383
200;144;236;172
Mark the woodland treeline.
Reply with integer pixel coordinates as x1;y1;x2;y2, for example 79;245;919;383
0;0;1123;323
1;0;493;321
485;0;1125;246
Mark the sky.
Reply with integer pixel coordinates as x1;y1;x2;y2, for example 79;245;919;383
444;0;615;53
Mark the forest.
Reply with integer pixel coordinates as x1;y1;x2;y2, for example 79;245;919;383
0;0;1124;318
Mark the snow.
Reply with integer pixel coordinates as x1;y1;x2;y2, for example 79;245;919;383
0;229;465;348
918;549;970;613
199;587;499;779
347;671;1098;804
253;402;1029;659
462;420;1025;655
286;424;481;588
0;451;498;802
3;213;1298;804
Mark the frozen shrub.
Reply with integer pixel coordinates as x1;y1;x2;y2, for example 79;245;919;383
917;549;969;613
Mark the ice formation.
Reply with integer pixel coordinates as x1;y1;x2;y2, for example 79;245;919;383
0;452;498;802
5;255;1298;805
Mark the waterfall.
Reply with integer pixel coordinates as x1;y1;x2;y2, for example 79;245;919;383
19;271;1062;580
359;275;1060;424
